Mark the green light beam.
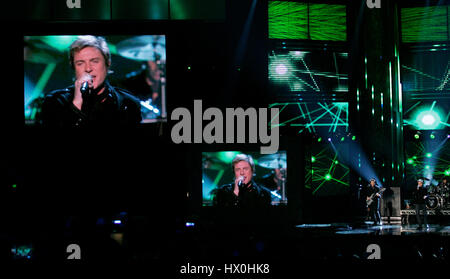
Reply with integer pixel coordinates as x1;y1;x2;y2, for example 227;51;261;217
300;57;320;91
299;103;316;133
27;63;57;108
212;169;225;188
312;179;326;195
405;101;422;114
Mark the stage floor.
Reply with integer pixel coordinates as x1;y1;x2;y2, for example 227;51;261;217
331;223;450;236
295;219;450;236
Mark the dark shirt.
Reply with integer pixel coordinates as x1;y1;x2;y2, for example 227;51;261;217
213;181;271;209
41;81;142;127
414;186;428;204
366;185;382;201
437;181;449;193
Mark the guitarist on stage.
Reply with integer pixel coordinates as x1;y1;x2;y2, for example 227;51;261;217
414;179;428;230
366;178;382;226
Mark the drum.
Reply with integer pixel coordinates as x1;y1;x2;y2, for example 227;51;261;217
428;185;437;194
426;194;440;209
442;188;449;208
442;187;449;199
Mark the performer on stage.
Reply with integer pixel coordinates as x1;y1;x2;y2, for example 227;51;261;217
437;177;449;195
213;154;271;208
366;178;382;226
41;36;142;127
414;179;428;230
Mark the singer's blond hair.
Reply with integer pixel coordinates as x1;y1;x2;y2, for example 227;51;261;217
69;35;111;69
231;154;256;174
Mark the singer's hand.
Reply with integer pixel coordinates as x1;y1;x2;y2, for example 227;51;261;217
234;176;244;196
73;74;93;110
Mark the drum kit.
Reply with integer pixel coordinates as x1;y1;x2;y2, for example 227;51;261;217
116;35;166;120
426;182;450;210
258;153;287;204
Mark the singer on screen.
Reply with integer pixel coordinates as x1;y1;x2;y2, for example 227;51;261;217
41;35;142;127
213;154;271;208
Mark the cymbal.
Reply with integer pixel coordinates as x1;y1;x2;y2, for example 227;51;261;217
24;39;61;64
202;156;226;171
117;35;166;61
417;177;431;181
258;153;287;169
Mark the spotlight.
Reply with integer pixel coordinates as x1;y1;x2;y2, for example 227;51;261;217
328;137;332;142
445;170;450;176
430;134;435;139
352;136;356;141
325;174;332;181
421;114;436;126
414;133;420;139
447;134;450;139
318;137;322;142
426;152;432;158
340;137;345;142
407;158;414;165
311;156;316;163
275;64;288;75
415;110;442;129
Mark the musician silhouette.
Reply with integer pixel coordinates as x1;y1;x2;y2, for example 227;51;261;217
366;178;382;226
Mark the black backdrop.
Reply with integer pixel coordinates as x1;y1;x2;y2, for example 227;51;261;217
0;0;310;263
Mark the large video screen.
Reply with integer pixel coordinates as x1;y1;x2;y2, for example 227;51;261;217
202;151;287;206
401;47;450;130
24;35;167;125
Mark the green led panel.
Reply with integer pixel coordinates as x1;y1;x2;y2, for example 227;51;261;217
309;4;346;41
401;6;448;43
268;1;308;40
269;1;346;41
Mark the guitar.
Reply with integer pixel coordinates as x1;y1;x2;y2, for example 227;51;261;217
366;187;385;206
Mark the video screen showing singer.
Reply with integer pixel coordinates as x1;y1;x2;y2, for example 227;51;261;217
213;154;271;209
41;36;142;127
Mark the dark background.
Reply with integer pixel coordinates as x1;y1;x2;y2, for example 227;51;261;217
1;0;287;263
1;0;450;267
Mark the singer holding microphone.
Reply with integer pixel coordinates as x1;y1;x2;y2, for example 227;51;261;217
213;154;271;208
41;36;142;127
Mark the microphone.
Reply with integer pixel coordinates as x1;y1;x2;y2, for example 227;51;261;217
80;81;90;97
238;176;245;188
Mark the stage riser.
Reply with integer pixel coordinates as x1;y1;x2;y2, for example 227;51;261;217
401;210;450;216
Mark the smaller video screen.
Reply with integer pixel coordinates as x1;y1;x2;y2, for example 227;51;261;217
202;151;287;206
24;35;167;125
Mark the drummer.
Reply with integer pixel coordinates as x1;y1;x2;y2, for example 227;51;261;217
256;153;287;204
437;177;449;202
118;36;166;120
437;177;449;193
